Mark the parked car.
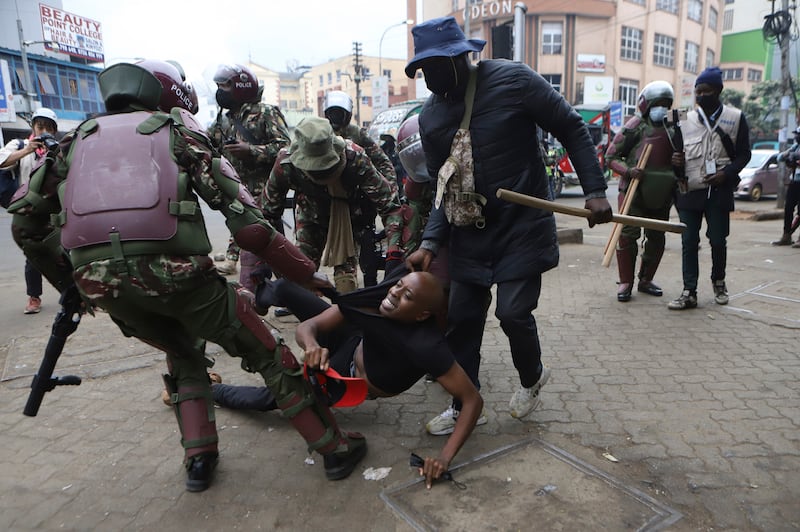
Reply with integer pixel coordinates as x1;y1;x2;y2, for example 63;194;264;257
735;149;781;201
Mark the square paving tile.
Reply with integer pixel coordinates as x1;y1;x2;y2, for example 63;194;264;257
382;438;682;531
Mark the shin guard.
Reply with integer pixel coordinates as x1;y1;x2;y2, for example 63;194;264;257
163;374;219;460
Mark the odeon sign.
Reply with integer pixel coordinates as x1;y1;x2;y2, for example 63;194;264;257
464;0;514;20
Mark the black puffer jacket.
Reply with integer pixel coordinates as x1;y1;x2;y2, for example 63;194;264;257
420;59;607;285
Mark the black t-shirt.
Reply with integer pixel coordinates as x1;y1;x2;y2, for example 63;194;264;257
337;277;455;394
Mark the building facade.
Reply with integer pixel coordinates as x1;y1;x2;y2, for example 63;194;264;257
405;0;725;119
0;0;103;141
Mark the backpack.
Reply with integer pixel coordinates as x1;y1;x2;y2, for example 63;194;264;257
0;140;24;209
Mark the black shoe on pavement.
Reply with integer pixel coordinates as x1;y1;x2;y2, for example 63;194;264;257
185;452;218;492
617;283;632;302
713;280;729;305
323;432;367;480
637;280;663;297
273;307;293;318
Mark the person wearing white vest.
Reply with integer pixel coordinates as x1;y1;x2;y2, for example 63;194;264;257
668;67;752;310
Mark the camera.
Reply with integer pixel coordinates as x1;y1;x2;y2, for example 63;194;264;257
34;133;59;151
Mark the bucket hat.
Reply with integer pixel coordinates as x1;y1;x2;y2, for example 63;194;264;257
405;16;486;78
289;116;346;171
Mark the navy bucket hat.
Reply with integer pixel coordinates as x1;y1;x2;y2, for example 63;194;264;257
405;16;486;78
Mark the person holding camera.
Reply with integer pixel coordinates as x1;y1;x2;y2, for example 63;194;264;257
773;127;800;247
0;107;58;314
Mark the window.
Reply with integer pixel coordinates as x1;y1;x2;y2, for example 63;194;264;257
723;9;733;31
684;41;699;73
706;48;715;69
656;0;679;15
619;79;639;118
542;22;563;55
542;74;562;93
688;0;703;22
748;69;762;82
327;72;332;84
721;68;742;81
336;70;341;82
708;6;718;31
653;34;676;68
621;26;643;62
319;74;323;85
626;0;645;4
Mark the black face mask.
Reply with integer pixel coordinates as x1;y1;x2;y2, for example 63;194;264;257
325;109;349;132
696;94;719;115
215;89;236;109
421;57;461;96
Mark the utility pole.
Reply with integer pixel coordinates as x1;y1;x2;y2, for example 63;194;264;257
778;0;792;209
352;41;362;127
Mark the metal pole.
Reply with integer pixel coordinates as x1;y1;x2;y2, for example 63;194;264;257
777;0;791;209
513;2;527;63
16;19;34;112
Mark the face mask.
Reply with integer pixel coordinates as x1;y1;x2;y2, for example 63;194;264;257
215;89;236;109
648;106;668;124
422;59;458;96
325;109;348;132
696;94;719;114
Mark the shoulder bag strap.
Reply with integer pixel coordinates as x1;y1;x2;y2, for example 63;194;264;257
459;66;479;130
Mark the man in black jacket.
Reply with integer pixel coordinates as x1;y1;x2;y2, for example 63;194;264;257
404;16;613;435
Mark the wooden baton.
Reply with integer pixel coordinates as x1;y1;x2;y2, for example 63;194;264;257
601;143;653;267
495;189;686;234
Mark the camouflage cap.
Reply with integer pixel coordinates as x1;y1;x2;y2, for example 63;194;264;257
289;116;345;171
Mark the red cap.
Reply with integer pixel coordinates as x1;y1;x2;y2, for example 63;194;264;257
303;364;368;408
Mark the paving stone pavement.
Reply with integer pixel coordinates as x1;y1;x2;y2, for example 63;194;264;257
1;207;798;531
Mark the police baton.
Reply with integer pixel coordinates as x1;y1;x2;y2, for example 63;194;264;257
495;189;686;234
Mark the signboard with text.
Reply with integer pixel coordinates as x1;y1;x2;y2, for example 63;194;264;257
39;4;104;62
582;76;614;106
0;60;16;123
372;76;389;115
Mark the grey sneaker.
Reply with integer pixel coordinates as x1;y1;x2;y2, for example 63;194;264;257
713;280;729;305
668;290;697;310
509;366;551;419
425;405;488;436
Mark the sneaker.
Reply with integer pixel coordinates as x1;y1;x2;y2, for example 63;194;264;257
24;296;41;314
713;280;729;305
273;307;293;318
185;452;218;492
323;431;367;480
667;290;697;310
425;405;488;436
509;366;552;419
216;259;238;275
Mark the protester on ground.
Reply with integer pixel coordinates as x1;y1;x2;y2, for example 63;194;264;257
403;16;613;435
212;269;483;488
668;66;752;310
8;59;365;492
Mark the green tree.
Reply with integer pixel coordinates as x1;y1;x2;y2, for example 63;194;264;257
726;79;799;143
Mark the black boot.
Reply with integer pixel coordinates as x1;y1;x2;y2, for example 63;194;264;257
186;452;218;492
323;432;368;480
638;245;664;296
616;240;635;302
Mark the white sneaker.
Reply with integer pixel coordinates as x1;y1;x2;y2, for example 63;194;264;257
425;405;488;436
509;366;551;419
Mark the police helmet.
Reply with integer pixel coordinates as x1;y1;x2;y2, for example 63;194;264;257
397;114;430;183
99;60;196;113
213;64;260;104
323;91;353;131
636;81;674;116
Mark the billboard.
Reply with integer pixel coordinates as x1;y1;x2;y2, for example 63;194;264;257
582;76;614;106
0;60;16;123
39;4;104;62
576;54;606;73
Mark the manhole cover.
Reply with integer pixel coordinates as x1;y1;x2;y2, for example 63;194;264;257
382;438;682;531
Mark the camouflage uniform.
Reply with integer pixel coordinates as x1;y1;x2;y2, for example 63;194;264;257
336;124;397;287
9;107;363;486
262;139;403;292
207;103;290;266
